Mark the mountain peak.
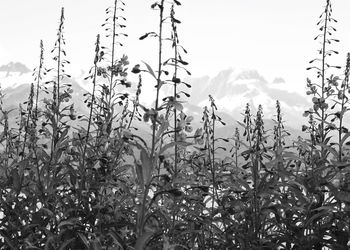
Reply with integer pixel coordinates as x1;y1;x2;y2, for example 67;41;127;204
186;67;309;129
0;62;30;76
272;77;286;84
235;69;267;83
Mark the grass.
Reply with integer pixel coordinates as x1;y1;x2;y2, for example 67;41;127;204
1;0;350;249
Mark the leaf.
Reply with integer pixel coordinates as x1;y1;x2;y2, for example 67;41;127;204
78;233;90;248
24;241;41;250
59;238;75;250
142;61;156;79
58;218;77;228
173;101;183;111
3;236;16;250
134;231;154;250
241;162;250;169
108;231;128;249
304;209;330;228
139;33;149;40
317;142;338;159
340;132;350;146
91;239;102;250
135;160;144;188
287;180;309;203
11;168;21;194
236;120;246;128
141;149;154;185
328;183;350;202
331;160;350;169
178;59;188;65
282;151;299;160
44;236;55;250
156;120;169;139
56;127;70;148
174;0;181;5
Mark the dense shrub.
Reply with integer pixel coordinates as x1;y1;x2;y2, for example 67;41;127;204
1;0;350;249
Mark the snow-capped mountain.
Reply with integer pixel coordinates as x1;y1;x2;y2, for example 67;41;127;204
0;62;32;89
0;62;310;136
186;67;310;129
0;62;89;117
0;62;30;76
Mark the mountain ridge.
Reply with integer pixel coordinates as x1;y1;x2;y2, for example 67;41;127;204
185;67;309;129
0;62;309;135
0;62;30;76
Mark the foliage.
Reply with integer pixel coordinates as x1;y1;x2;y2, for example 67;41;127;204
1;0;350;249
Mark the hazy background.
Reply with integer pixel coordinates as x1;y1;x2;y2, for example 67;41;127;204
1;0;350;95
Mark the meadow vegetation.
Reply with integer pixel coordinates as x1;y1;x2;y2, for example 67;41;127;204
1;0;350;249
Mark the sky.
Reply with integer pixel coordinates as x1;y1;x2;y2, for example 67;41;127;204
1;0;350;95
